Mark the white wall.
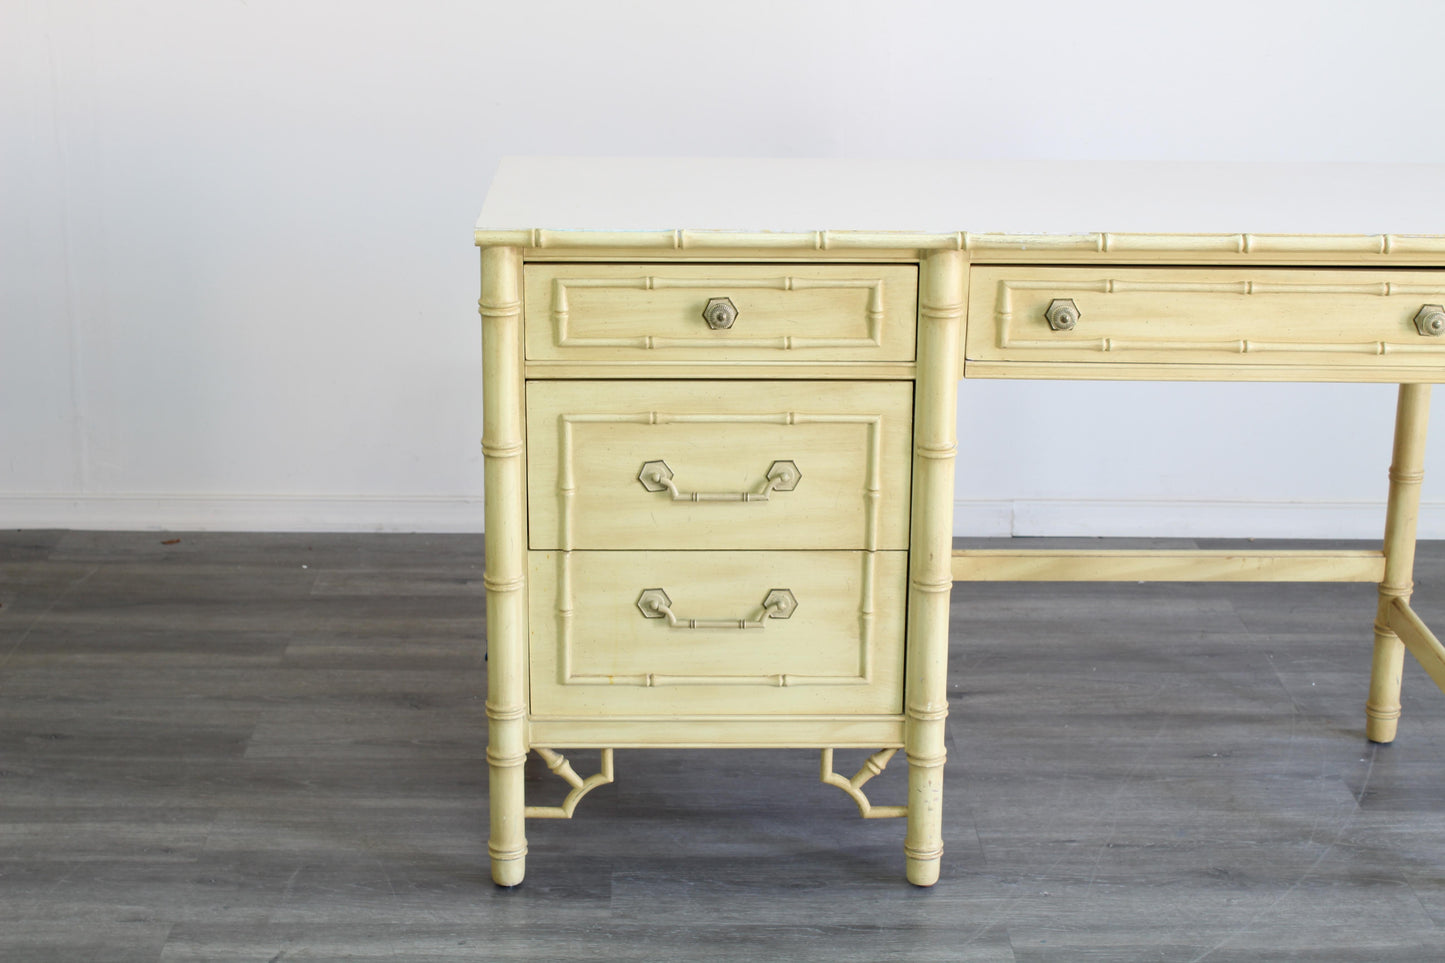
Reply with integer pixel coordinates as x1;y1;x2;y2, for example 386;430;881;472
4;0;1445;535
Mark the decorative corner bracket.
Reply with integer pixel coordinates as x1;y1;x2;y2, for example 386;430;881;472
820;748;907;819
524;748;615;819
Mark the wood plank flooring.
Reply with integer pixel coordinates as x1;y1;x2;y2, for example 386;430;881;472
4;531;1445;961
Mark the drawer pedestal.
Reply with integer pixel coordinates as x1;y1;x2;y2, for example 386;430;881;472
481;245;962;887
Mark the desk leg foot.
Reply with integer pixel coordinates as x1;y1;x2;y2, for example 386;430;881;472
490;854;526;888
487;748;528;887
905;847;942;887
1366;621;1405;745
903;750;944;887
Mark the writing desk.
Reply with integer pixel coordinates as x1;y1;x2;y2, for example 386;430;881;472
475;158;1445;886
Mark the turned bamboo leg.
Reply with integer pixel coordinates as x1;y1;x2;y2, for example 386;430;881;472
904;249;965;886
480;246;529;885
1367;383;1432;744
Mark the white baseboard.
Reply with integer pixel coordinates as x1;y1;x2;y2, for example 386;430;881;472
955;498;1445;540
0;493;484;533
5;492;1444;539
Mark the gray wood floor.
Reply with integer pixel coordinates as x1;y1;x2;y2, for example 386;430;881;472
5;531;1445;961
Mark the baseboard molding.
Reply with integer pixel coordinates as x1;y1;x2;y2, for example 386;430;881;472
954;498;1445;540
0;493;484;533
5;492;1443;539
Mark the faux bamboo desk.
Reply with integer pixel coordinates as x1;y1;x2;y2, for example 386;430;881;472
475;158;1445;887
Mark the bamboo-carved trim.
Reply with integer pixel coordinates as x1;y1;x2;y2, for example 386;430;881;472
482;573;525;593
820;748;907;819
910;575;954;594
478;228;960;251
906;702;950;722
477;298;522;317
551;275;885;350
915;442;958;460
486;748;528;767
919;301;966;320
480;440;524;458
858;551;875;682
525;748;615;819
905;749;948;770
484;701;527;721
903;842;946;861
477;228;1445;259
951;548;1387;583
996;278;1445;357
558;418;576;551
481;245;527;887
488;841;528;861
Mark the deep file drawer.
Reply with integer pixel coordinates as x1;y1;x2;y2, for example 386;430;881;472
526;549;907;717
525;380;913;551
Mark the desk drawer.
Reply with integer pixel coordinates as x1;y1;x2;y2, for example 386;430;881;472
526;380;913;551
967;267;1445;371
524;263;918;362
527;549;906;717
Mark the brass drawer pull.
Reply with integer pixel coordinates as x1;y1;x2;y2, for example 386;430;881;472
701;296;738;329
636;587;798;629
637;459;801;502
1415;304;1445;337
1044;298;1080;331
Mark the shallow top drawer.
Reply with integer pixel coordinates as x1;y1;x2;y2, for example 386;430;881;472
524;263;918;363
967;266;1445;376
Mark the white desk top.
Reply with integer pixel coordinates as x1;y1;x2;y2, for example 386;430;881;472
477;157;1445;237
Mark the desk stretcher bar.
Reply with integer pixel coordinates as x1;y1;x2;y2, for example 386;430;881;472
951;548;1386;583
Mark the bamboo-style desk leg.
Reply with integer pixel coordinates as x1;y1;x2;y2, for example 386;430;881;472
903;250;964;886
480;246;529;886
1367;383;1432;744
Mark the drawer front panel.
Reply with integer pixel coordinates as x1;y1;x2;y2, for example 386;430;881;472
524;263;918;362
527;550;906;717
967;267;1445;369
526;380;913;551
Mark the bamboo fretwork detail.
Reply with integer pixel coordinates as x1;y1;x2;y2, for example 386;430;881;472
525;748;615;819
820;748;907;819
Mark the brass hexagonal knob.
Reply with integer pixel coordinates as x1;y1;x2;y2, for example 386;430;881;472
637;588;672;619
1415;304;1445;337
765;460;801;492
638;460;674;492
762;588;798;619
1044;298;1080;332
702;297;738;330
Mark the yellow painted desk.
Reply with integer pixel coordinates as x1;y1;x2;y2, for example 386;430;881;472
475;158;1445;887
